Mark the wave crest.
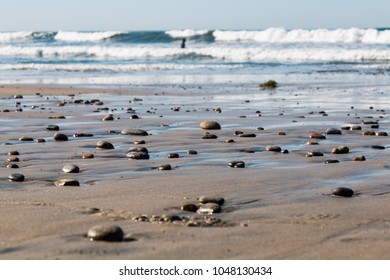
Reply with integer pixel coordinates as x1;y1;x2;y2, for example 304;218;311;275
54;31;125;42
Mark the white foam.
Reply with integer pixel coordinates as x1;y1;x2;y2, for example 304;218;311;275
213;28;390;44
54;31;124;42
166;29;209;38
0;31;33;42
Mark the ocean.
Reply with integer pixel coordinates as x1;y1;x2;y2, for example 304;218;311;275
0;27;389;87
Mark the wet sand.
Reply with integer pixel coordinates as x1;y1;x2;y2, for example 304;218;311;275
0;83;389;259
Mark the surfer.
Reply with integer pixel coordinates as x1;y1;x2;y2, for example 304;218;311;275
181;38;186;48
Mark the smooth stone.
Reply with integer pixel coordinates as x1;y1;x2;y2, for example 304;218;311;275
19;136;33;141
372;145;385;150
238;133;256;138
96;140;114;149
325;159;340;164
53;133;68;141
82;153;94;159
305;151;324;157
256;127;264;131
102;114;114;121
54;179;80;187
36;138;46;143
309;132;326;139
73;133;94;137
8;173;25;182
266;145;282;152
7;156;19;162
197;203;222;214
332;187;354;197
134;140;146;145
228;160;245;168
198;196;225;206
376;132;388;136
326;128;342;135
187;150;198;155
225;138;235;143
351;126;362;130
354;155;366;161
128;146;148;153
234;131;243;135
278;132;286;135
130;114;139;119
200;120;221;130
49;116;66;119
7;164;19;168
307;141;319;145
168;153;179;158
126;151;150;160
8;150;19;155
202;132;218;139
158;164;171;171
121;128;148;136
46;125;59;131
87;225;124;242
363;130;375;136
331;145;349;154
181;204;198;212
62;164;80;173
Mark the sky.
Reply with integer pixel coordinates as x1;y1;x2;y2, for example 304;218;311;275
0;0;388;31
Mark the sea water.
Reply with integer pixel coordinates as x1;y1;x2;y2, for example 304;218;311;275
0;28;389;88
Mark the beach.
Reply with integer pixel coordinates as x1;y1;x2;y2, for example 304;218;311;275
1;81;389;259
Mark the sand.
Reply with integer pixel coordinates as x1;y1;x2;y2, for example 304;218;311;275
0;83;389;260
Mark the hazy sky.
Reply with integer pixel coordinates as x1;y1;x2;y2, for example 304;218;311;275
0;0;388;31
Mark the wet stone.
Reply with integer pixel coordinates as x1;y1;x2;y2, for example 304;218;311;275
238;133;256;138
363;130;375;136
128;146;148;153
127;151;149;160
62;164;80;173
234;131;243;136
55;179;80;187
87;225;124;242
168;153;179;158
158;164;171;171
351;126;362;130
372;145;385;150
325;159;340;164
305;151;324;157
200;120;221;130
181;204;198;212
309;132;326;139
53;133;68;141
376;132;388;136
228;160;245;168
102;114;114;121
332;145;349;154
73;133;94;137
326;128;342;135
8;150;19;156
121;128;148;136
7;164;19;169
36;138;46;143
130;114;139;119
46;125;59;131
332;187;354;197
197;203;222;214
225;138;235;143
202;132;218;139
307;141;319;145
19;136;34;141
266;146;282;152
354;155;366;161
8;173;25;182
7;156;19;162
198;196;225;206
96;140;114;149
187;150;198;155
83;153;94;159
49;115;66;119
134;140;146;145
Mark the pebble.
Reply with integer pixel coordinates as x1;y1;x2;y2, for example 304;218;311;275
87;225;124;242
54;179;80;187
96;140;114;149
121;128;148;136
36;138;46;143
49;115;66;119
351;126;362;130
197;203;222;214
225;138;235;143
305;151;324;157
102;114;114;121
187;150;198;155
354;155;366;161
8;173;25;182
332;187;354;197
307;141;319;145
46;125;59;131
7;156;19;162
372;145;385;150
82;153;94;159
228;160;245;168
73;133;94;137
376;132;388;136
128;146;148;153
198;196;225;205
202;132;218;139
326;128;342;135
53;133;68;141
238;133;256;138
127;151;150;160
168;153;179;158
278;132;286;136
331;145;349;154
19;136;34;141
266;146;282;152
158;164;171;171
256;127;264;131
8;150;19;155
62;164;80;173
134;140;146;145
363;130;375;136
181;204;198;212
325;159;339;164
7;164;19;168
200;120;221;130
309;132;326;139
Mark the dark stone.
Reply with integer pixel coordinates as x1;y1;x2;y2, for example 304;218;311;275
53;133;68;141
96;140;114;149
326;128;342;135
8;173;25;182
158;164;172;171
266;146;282;152
198;196;225;206
181;204;198;212
332;187;354;197
202;132;218;139
325;159;340;164
187;150;198;155
168;153;179;158
372;145;385;150
332;145;349;154
305;151;324;157
87;225;124;242
127;151;149;160
55;179;80;187
46;125;59;131
121;128;148;136
228;160;245;168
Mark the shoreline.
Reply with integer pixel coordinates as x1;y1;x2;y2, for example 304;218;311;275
1;83;389;260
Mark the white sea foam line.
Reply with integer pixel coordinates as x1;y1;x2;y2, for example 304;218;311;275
54;31;124;42
165;29;209;38
0;31;33;42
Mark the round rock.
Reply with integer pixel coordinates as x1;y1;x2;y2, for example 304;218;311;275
96;140;114;149
266;146;282;152
158;164;172;171
202;132;218;139
46;125;59;131
53;133;68;141
127;151;149;160
331;145;349;154
228;160;245;168
200;120;221;130
87;225;124;242
197;203;222;214
62;164;80;173
55;179;80;187
309;132;326;139
121;128;148;136
8;173;25;182
181;204;198;212
332;187;354;197
198;196;225;206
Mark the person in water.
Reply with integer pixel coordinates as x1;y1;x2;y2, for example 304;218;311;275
181;38;186;48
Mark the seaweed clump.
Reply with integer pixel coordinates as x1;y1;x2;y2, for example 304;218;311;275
259;80;278;89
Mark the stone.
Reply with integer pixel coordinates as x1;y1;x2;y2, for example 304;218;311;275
8;150;19;155
19;136;34;141
96;140;114;149
168;153;179;158
228;160;245;168
62;164;80;173
53;133;68;141
354;155;366;161
158;164;171;171
54;179;80;187
372;145;385;150
238;133;256;138
259;80;278;89
197;203;222;214
326;128;342;135
225;138;235;143
325;159;340;164
73;133;94;137
187;150;198;155
134;140;146;145
87;225;124;242
331;145;349;154
181;204;198;212
7;156;19;162
266;146;282;152
7;164;19;169
46;125;59;131
200;120;221;130
102;114;114;121
82;153;94;159
198;196;225;206
376;132;388;136
202;132;218;139
332;187;354;197
305;151;324;157
309;132;326;139
8;173;25;182
121;128;148;136
128;146;148;153
127;151;149;160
